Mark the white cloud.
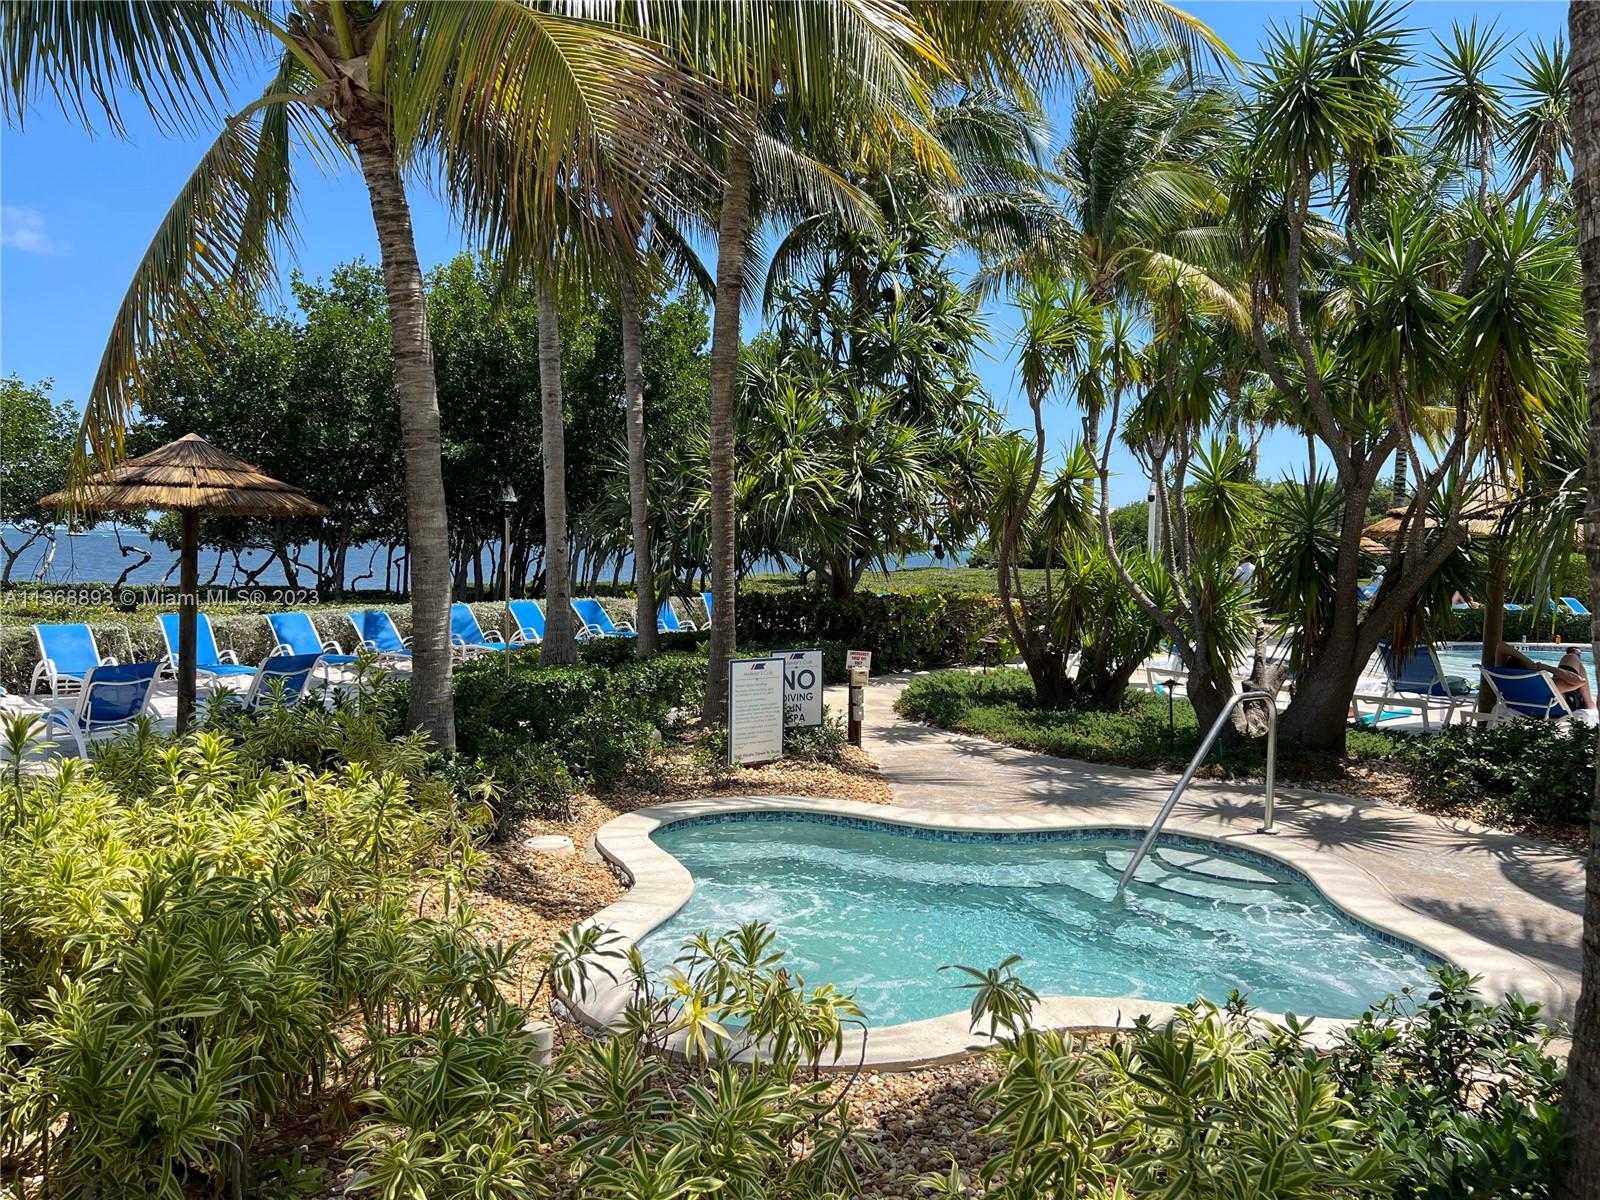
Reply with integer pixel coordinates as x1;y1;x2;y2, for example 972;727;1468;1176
0;206;63;254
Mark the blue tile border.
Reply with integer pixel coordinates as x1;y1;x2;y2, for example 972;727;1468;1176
649;809;1447;967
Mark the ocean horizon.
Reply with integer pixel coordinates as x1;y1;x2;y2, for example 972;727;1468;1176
1;525;968;591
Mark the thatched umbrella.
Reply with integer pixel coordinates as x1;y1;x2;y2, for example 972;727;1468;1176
43;434;327;732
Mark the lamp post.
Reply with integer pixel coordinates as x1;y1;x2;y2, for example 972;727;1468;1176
928;498;950;564
499;483;518;675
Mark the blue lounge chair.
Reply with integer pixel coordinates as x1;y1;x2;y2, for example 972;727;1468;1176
30;623;117;699
46;661;161;757
701;590;714;624
1503;602;1525;613
1561;596;1592;617
1480;665;1574;723
267;612;358;670
572;598;635;638
656;599;697;633
157;613;256;684
1352;642;1470;732
507;600;545;645
348;611;412;662
223;653;323;713
450;603;508;656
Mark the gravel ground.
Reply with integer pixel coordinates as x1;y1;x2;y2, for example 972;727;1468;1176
831;1058;1006;1195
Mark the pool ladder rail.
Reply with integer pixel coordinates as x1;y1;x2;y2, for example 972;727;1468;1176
1115;690;1278;897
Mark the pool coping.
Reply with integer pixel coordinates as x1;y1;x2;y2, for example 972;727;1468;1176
563;795;1555;1071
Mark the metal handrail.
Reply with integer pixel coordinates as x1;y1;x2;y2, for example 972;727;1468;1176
1115;690;1278;896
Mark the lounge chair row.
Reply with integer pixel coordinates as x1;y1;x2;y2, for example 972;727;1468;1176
31;594;718;701
40;654;324;758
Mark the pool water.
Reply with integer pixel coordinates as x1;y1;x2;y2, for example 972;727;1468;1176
1433;643;1582;683
638;815;1439;1025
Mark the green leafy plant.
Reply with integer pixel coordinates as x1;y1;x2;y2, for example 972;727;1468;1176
452;651;702;837
1410;721;1594;824
0;714;495;1199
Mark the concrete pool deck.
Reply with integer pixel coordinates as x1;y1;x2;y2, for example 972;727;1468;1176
841;671;1584;1022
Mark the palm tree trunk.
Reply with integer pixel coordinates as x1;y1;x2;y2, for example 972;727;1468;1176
1556;6;1600;1196
1392;445;1408;503
703;141;753;723
537;278;579;665
350;127;455;750
621;270;658;657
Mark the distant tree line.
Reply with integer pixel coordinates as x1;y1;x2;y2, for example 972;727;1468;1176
107;255;712;599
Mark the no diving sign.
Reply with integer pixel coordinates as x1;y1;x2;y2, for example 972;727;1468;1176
775;648;824;728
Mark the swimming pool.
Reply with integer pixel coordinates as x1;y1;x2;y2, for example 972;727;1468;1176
637;814;1441;1024
1432;643;1590;684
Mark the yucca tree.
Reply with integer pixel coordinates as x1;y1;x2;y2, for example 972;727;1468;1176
1223;0;1583;753
1558;9;1600;1196
995;273;1103;705
0;1;703;747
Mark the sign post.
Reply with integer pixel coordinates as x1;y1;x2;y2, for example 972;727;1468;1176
727;656;785;766
775;648;824;729
846;650;871;747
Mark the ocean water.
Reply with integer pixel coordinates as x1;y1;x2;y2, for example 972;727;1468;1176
637;815;1439;1025
1;526;396;588
1;526;966;590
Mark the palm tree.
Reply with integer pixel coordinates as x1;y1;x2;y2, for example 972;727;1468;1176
536;277;580;665
683;0;1221;723
0;1;705;747
998;273;1101;705
976;45;1236;309
616;220;714;657
1557;10;1600;1196
618;267;659;657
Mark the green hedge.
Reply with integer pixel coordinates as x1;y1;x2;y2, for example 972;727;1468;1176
1411;720;1594;824
452;650;705;836
736;588;1009;675
1446;606;1593;644
1;584;1003;691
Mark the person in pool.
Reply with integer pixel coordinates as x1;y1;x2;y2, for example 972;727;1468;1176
1495;642;1596;714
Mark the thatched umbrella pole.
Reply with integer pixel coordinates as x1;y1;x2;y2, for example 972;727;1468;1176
44;434;328;733
177;507;201;731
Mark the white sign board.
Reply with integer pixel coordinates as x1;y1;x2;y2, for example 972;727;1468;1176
727;656;785;765
776;648;824;728
846;649;872;674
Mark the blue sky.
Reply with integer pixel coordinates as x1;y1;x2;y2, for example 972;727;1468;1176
0;1;1569;507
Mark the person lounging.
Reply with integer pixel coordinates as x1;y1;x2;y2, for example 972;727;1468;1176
1495;642;1595;712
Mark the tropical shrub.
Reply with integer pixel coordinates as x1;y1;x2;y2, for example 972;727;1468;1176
738;588;1008;674
1410;721;1594;824
345;922;873;1199
0;712;496;1200
452;651;704;835
931;963;1563;1200
1334;967;1564;1200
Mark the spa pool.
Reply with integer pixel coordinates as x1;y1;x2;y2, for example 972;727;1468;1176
636;814;1441;1025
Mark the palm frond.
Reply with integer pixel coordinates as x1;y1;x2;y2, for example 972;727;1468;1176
0;0;248;134
403;1;724;267
75;90;305;486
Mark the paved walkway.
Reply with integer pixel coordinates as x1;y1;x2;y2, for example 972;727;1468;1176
831;672;1586;1021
